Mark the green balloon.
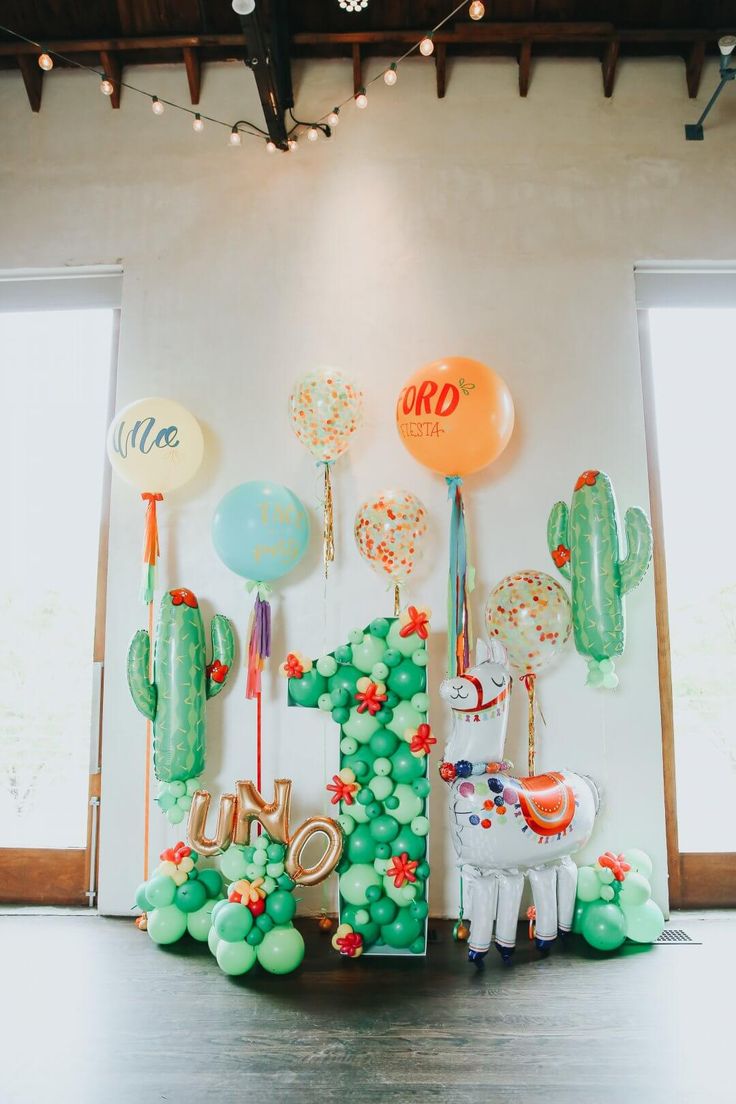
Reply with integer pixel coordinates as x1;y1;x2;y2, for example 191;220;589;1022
619;872;651;908
256;924;305;974
316;654;338;677
374;708;394;726
572;900;589;933
289;669;327;708
169;780;186;798
146;875;176;909
383;876;417;907
256;912;274;932
339;863;381;906
246;925;264;946
387;659;426;699
393;826;426;861
622;848;653;880
576;865;602;903
365;802;383;820
622;899;664;943
581;901;627;951
412;777;431;798
328;665;361;697
369;618;390;638
334;644;353;665
387;701;424;740
265;889;297;925
370;896;398;925
338;814;356;835
357;787;373;806
148;905;187;945
369;815;400;844
331;688;350;707
409;899;429;920
383;648;402;668
214;902;253;943
347;825;378;864
411;816;429;837
390;746;424;784
332;707;350;725
375;842;391;860
216;939;257;976
175;879;207;914
135;883;152;912
381;906;422;948
220;847;249;882
351;634;387;674
386;620;419;657
343;708;380;744
318;693;333;711
372;662;390;682
410;937;426;954
369;729;399;757
207;926;221;956
211;898;229;921
365;884;382;903
277;874;296;891
340;736;358;755
390;783;423;825
187;899;217;941
354;918;380;946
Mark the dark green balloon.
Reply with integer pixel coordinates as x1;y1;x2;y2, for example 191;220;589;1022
384;796;399;810
347;825;377;864
330;687;350;708
328;664;361;697
175;879;208;914
365;802;383;820
410;937;426;954
357;787;374;806
214;902;253;942
375;842;392;860
135;883;152;912
390;746;424;784
365;884;382;903
412;778;431;798
336;855;351;875
331;706;350;725
341;905;358;927
369;618;390;638
393;826;426;861
410;899;429;920
343;747;375;777
289;669;327;707
369;815;400;843
385;692;399;708
374;708;394;725
246;926;264;946
187;868;199;880
198;869;223;899
387;659;425;698
334;645;353;665
383;649;402;669
267;843;285;862
277;874;296;891
381;907;422;949
353;918;379;946
369;729;398;757
416;861;430;879
572;901;589;934
256;912;275;932
370;897;397;925
265;889;297;925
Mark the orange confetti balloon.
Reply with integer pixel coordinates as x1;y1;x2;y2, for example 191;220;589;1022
354;489;428;585
289;367;362;464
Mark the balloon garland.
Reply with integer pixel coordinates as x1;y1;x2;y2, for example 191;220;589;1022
396;358;514;676
354;489;428;614
134;841;225;944
573;849;664;950
485;570;572;775
288;368;362;576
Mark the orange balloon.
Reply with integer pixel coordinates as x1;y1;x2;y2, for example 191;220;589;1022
396;357;514;477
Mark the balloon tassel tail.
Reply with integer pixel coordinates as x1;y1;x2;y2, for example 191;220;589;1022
322;462;335;577
393;584;401;617
140;492;163;604
246;592;271;700
520;673;537;776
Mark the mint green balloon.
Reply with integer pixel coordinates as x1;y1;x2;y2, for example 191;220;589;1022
390;783;423;825
340;863;381;906
410;815;429;837
351;634;387;674
387;701;424;740
411;692;430;712
622;899;664;943
220;847;249;882
581;901;627;951
207;926;221;956
316;654;338;677
256;924;305;974
368;776;394;802
146;874;176;909
340;736;359;755
623;848;653;880
214;902;254;943
216;939;257;976
383;875;417;907
576;866;601;903
148;905;187;945
386;619;419;657
338;814;356;835
343;707;380;744
618;872;651;908
345;798;368;824
187;899;217;941
135;883;152;912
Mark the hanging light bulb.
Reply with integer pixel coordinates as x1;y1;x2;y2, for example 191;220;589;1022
719;35;736;55
192;113;204;132
231;0;256;13
100;78;114;96
307;126;319;142
419;35;434;57
151;96;164;115
288;137;298;151
265;140;277;153
38;53;53;71
327;109;340;127
229;126;242;146
384;63;398;86
469;1;485;20
355;88;368;109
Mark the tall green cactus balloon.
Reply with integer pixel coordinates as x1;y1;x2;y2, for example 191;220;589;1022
128;588;234;820
547;470;652;688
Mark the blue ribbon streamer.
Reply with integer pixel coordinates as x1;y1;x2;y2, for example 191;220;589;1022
446;475;468;677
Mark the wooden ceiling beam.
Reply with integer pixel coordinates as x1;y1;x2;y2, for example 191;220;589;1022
99;50;121;108
519;40;532;96
16;54;42;111
182;45;201;104
352;43;362;94
686;41;705;99
602;40;619;98
0;35;247;57
435;43;446;99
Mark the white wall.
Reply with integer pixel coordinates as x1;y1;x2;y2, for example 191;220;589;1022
2;52;734;916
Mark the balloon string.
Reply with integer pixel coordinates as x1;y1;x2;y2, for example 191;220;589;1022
446;477;469;676
393;583;401;617
322;462;335;577
255;689;262;837
520;673;536;776
143;596;154;880
140;492;163;605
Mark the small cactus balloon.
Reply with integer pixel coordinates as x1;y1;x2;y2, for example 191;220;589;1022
127;588;234;818
547;471;652;688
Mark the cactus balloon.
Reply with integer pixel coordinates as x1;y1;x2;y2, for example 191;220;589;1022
547;471;652;688
128;588;234;820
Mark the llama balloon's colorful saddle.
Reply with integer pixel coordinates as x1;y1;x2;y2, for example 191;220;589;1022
516;771;576;837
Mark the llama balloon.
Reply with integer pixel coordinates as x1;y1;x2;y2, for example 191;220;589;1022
439;639;599;964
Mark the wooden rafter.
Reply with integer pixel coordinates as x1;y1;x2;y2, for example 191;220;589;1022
686;41;705;99
182;46;200;104
435;42;446;99
352;42;362;94
16;54;42;111
602;39;619;98
518;40;532;97
99;49;121;108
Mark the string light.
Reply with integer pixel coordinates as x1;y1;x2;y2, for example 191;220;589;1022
469;1;485;19
151;95;164;115
192;113;204;132
100;78;114;96
307;126;319;141
265;140;277;153
288;137;298;151
384;63;398;86
419;35;435;57
327;109;340;127
355;88;368;108
231;0;256;13
229;125;242;146
38;52;53;70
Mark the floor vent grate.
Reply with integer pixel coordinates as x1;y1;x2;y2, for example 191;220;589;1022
655;928;699;944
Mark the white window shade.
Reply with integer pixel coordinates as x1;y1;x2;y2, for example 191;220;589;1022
0;267;123;312
635;264;736;309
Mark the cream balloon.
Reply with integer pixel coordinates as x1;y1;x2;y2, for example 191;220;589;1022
107;397;204;493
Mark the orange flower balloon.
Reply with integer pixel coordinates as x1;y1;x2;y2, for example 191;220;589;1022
396;357;514;477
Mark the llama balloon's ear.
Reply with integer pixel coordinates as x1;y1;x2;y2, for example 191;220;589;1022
475;638;491;665
487;637;509;669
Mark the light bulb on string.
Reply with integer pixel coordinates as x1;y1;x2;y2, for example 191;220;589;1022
327;109;340;127
151;96;164;115
229;126;242;146
288;137;298;151
265;140;277;153
469;1;485;19
192;113;204;132
419;35;434;56
355;88;368;109
38;53;53;70
307;126;319;142
384;63;398;86
100;78;114;96
231;0;256;13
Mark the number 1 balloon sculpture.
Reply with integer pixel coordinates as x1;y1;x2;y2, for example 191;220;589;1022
395;359;514;675
289;368;363;576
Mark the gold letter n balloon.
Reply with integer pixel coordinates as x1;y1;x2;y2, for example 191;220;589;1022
547;470;652;687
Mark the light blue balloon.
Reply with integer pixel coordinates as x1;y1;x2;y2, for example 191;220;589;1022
212;481;310;582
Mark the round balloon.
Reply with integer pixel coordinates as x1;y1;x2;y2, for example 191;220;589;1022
354;490;428;586
289;368;362;463
107;397;204;493
212;481;310;582
485;570;572;676
396;358;514;477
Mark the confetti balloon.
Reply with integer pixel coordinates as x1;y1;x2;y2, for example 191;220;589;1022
289;367;362;463
485;570;572;676
354;490;428;587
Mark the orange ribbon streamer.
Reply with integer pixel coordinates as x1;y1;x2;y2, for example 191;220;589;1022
519;672;537;776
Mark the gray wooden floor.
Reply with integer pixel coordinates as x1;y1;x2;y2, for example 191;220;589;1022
0;912;730;1103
